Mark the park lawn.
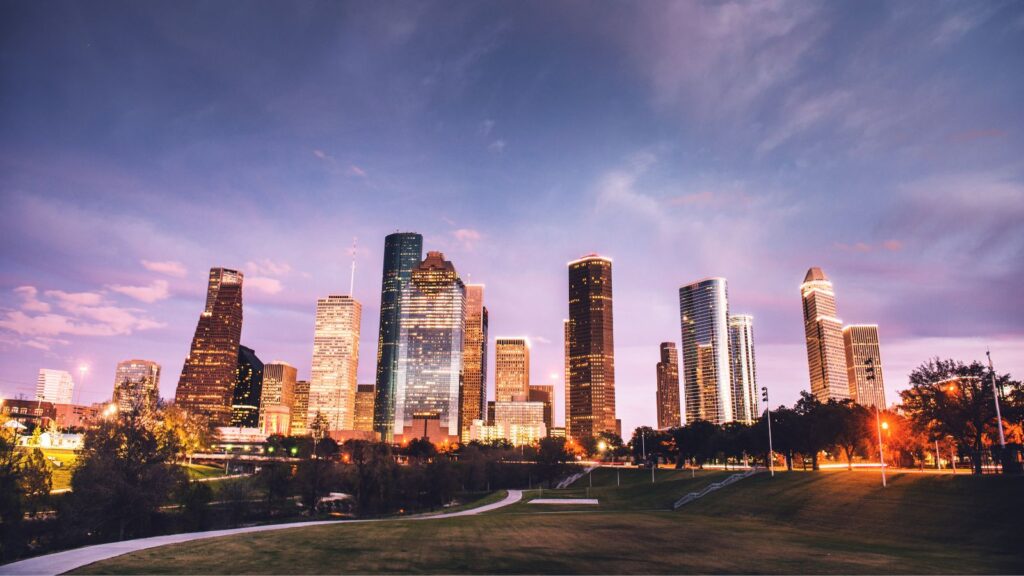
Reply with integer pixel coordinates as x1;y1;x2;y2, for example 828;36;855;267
75;471;1024;574
183;463;226;480
36;448;77;491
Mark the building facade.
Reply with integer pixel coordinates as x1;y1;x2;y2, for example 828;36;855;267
460;284;488;442
259;361;297;434
393;251;466;441
112;359;160;413
843;325;886;408
354;383;376;432
800;267;849;401
36;369;74;405
175;268;244;427
528;384;554;433
655;342;681;429
290;380;310;436
231;345;263;428
679;278;733;424
373;232;424;442
728;315;759;424
566;255;616;441
495;337;531;402
309;295;362;431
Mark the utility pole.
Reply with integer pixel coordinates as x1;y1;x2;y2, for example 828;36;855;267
762;387;774;477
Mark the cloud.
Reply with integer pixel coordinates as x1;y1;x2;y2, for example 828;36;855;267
488;139;506;153
246;259;292;277
479;119;495;136
312;149;330;161
452;228;483;250
594;150;664;225
14;286;50;313
246;276;283;294
108;279;170;303
833;240;903;254
0;287;164;339
347;165;368;178
758;89;851;154
141;259;187;277
44;290;104;309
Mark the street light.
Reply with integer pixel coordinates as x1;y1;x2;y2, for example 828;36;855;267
875;405;887;488
986;350;1006;450
762;387;774;477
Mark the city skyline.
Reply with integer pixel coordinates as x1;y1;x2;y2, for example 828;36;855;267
2;2;1023;437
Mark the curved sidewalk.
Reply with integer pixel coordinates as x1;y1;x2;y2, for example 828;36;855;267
1;490;522;576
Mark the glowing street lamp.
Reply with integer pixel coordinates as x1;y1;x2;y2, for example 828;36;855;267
875;406;887;488
762;387;774;477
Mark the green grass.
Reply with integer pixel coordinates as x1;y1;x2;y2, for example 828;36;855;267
183;463;227;480
412;490;507;517
73;471;1024;574
36;448;77;491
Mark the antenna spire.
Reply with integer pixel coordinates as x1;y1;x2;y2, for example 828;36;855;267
349;237;357;297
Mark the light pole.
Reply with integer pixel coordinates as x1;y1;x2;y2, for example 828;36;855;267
761;387;774;477
875;405;887;488
986;350;1006;449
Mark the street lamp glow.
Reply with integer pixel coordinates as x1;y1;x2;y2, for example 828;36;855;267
881;421;889;430
597;440;607;452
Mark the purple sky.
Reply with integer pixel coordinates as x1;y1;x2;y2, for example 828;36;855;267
2;1;1022;434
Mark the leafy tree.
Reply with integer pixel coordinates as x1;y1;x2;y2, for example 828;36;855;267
19;447;52;516
1;428;52;561
178;481;213;530
671;420;718;468
823;400;871;470
533;437;575;487
766;405;801;470
794;392;830;470
258;461;293;514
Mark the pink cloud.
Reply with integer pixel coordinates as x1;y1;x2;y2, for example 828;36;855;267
246;276;283;294
108;279;170;303
347;165;368;178
141;259;187;277
14;286;50;313
246;259;292;277
452;228;483;250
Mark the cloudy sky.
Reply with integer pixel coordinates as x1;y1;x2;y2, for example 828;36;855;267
1;1;1022;434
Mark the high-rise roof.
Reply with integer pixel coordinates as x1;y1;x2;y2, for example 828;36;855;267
803;267;829;283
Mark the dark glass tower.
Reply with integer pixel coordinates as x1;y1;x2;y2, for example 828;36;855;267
656;342;681;429
566;255;616;441
232;345;263;427
373;232;423;442
175;268;244;427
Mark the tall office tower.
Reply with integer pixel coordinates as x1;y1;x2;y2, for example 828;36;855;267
176;268;244;427
563;319;571;439
843;325;887;408
259;361;297;432
460;284;488;441
231;345;263;427
354;383;376;432
309;295;362;431
393;251;466;440
728;315;758;424
529;384;554;433
655;343;681;429
112;359;161;413
800;267;849;401
495;338;531;402
290;380;310;436
566;255;616;441
373;232;424;442
36;369;74;404
679;278;733;425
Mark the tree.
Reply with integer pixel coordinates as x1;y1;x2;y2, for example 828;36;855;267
671;420;718;468
823;400;871;470
19;447;52;516
900;358;1021;474
258;461;293;515
533;437;575;487
0;427;52;561
794;392;829;470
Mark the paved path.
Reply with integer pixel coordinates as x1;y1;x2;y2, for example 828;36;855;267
1;490;522;575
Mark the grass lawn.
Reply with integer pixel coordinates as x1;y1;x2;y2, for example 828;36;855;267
75;470;1024;574
183;463;227;480
36;448;77;491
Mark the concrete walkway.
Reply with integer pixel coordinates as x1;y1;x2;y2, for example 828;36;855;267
1;490;522;575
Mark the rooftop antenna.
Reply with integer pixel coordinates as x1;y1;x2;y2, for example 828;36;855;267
349;237;357;297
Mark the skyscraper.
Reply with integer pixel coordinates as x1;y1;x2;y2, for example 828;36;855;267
36;369;74;405
232;345;263;428
801;267;849;401
655;342;681;429
843;325;886;408
373;232;424;442
728;315;758;424
460;284;488;442
393;251;466;440
290;380;310;436
563;319;570;439
679;278;732;424
309;295;362;430
354;383;375;432
495;337;530;402
566;255;616;441
176;268;244;427
112;359;161;413
259;361;297;433
529;384;554;433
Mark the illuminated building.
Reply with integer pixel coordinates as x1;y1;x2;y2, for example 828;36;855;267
354;383;375;432
394;412;459;446
393;251;466;441
309;295;362;431
231;345;263;428
259;362;296;435
843;325;887;408
54;403;101;430
679;278;732;424
655;342;681;429
801;267;849;401
290;380;310;436
36;369;74;405
494;400;547;445
496;337;530;402
460;284;488;441
563;319;570;438
566;255;616;440
112;359;160;413
175;268;244;427
2;398;55;428
373;232;423;442
528;384;554;433
728;315;758;424
549;427;566;439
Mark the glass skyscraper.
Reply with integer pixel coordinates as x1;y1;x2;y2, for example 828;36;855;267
232;345;263;428
495;337;530;402
309;294;362;431
679;278;732;424
393;251;466;440
459;284;488;442
113;359;161;413
655;342;681;429
373;232;423;442
176;268;244;427
728;315;758;424
801;267;849;401
566;255;616;441
843;324;886;408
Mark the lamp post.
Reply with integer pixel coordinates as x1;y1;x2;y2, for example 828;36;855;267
986;350;1006;449
761;387;774;477
875;405;887;488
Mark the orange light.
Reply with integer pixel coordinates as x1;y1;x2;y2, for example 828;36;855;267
881;422;889;430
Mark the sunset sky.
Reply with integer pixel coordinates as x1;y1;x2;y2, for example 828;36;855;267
2;1;1022;434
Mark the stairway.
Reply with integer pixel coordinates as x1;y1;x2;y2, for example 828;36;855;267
555;464;599;489
672;467;764;509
